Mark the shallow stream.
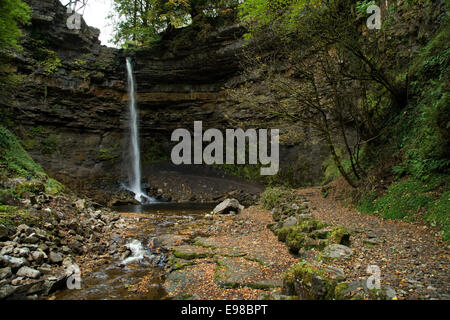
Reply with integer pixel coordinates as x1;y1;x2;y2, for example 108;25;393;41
54;202;216;300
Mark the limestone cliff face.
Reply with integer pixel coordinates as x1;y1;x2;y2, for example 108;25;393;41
2;0;327;203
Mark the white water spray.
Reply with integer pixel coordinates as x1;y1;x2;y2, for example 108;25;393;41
122;240;151;265
126;57;151;203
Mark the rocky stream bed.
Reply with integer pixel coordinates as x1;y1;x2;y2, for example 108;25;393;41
1;185;448;300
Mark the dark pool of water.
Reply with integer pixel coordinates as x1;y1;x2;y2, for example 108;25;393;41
114;202;218;214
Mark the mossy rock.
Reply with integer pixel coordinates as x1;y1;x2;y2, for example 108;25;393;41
286;232;317;253
311;227;334;239
276;226;293;242
282;261;340;300
333;282;351;300
172;245;213;260
0;205;36;229
328;226;351;246
167;256;197;271
297;219;329;233
15;181;45;197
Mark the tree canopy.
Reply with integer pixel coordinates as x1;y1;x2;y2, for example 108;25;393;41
110;0;242;47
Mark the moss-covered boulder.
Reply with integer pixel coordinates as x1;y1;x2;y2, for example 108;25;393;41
328;226;351;246
283;262;341;299
275;219;331;253
15;181;45;197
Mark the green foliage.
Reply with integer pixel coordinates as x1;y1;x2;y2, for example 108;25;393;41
427;191;450;240
0;126;46;178
109;0;240;47
71;58;90;79
259;186;292;209
402;17;450;179
0;126;64;199
358;177;449;240
98;148;118;162
355;1;375;15
0;0;31;49
45;178;64;195
214;163;272;183
0;205;38;229
27;37;62;76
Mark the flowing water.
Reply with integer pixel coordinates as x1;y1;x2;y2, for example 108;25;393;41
125;57;152;203
54;203;217;300
53;61;218;300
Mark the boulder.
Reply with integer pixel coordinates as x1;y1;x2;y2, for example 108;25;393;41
0;255;26;270
13;247;30;258
22;234;39;244
322;244;353;259
74;199;86;211
212;199;244;215
48;251;63;264
0;284;16;299
0;267;12;280
16;224;31;235
31;250;47;264
282;216;298;228
0;245;14;255
16;266;41;279
283;262;341;299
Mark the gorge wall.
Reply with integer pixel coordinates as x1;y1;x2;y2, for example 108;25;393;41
1;0;329;204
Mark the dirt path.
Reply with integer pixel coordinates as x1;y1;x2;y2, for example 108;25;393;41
297;187;450;300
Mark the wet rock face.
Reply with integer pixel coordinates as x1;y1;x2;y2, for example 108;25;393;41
5;0;328;202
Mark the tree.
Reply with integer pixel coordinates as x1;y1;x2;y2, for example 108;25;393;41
237;0;408;187
0;0;31;50
109;0;241;47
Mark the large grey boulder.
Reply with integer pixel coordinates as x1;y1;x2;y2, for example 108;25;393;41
0;255;26;270
212;199;244;215
322;244;354;259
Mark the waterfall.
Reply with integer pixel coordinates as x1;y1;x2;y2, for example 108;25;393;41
125;57;150;203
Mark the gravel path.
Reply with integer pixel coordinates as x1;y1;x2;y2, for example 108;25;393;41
298;187;450;300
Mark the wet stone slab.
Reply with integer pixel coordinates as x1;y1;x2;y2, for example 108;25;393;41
214;256;280;290
172;245;214;260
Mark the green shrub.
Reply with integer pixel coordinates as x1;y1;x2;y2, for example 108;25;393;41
426;190;450;241
0;126;46;178
259;186;292;210
358;176;449;240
